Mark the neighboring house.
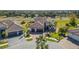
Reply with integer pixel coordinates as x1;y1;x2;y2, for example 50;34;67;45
68;29;79;45
0;20;23;39
0;23;6;39
29;17;55;34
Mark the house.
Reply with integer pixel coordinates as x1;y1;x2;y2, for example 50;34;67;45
29;17;55;34
0;23;6;39
0;20;23;39
68;29;79;45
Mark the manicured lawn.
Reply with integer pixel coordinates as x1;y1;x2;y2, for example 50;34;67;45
68;26;77;30
50;32;64;41
51;33;59;39
76;19;79;24
55;19;79;31
56;20;69;28
56;19;79;28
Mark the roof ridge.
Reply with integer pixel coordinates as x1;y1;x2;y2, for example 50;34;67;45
37;21;44;26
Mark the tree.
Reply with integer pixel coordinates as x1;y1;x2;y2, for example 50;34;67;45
21;21;26;25
69;13;77;27
36;35;48;49
21;20;30;38
59;27;68;37
69;18;77;27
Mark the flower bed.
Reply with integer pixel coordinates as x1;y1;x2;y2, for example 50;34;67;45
0;39;8;49
0;43;8;49
25;37;32;41
46;37;58;42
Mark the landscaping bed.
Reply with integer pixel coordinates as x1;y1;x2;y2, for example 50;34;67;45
25;37;32;41
46;37;58;42
0;39;8;49
45;32;64;42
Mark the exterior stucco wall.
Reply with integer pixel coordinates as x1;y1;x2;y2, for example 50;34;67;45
68;33;79;45
68;33;79;42
8;31;23;38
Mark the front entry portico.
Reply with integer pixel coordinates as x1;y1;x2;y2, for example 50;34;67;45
30;28;43;34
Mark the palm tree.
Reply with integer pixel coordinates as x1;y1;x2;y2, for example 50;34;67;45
36;37;41;49
36;35;48;49
21;20;31;38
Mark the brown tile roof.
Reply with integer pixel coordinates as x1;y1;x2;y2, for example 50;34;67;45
0;20;22;32
30;17;47;29
7;23;22;32
0;23;6;29
30;22;44;29
1;20;14;28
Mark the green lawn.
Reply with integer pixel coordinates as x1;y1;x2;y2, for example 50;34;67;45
56;20;70;28
76;19;79;24
50;32;64;41
68;26;76;30
50;33;59;39
56;19;79;28
55;19;79;31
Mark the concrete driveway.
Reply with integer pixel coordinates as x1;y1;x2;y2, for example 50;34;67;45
58;38;79;49
7;36;36;49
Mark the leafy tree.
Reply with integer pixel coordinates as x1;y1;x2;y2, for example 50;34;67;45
59;27;68;37
69;13;77;27
21;21;26;24
69;18;77;27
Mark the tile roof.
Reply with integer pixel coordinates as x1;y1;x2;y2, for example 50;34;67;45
30;17;47;29
0;23;6;30
30;21;44;29
7;23;22;32
1;20;14;28
0;20;22;32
